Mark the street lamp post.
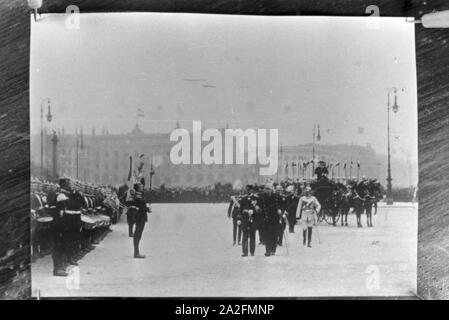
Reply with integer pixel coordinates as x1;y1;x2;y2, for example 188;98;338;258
51;130;58;179
312;125;316;174
386;87;400;205
40;98;52;178
149;158;155;191
311;124;321;178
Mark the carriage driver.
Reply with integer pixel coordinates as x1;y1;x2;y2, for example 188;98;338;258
296;186;321;248
314;161;329;180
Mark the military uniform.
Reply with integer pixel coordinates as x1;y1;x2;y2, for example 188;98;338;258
237;193;261;256
297;194;321;247
284;192;299;233
133;183;148;258
125;188;137;237
261;191;282;256
227;195;242;245
277;193;287;246
53;193;69;276
59;180;84;266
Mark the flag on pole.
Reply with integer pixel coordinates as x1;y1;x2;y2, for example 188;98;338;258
137;108;145;118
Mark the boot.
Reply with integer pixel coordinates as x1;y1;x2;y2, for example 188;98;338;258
68;259;78;266
53;269;68;277
307;227;312;248
134;238;145;259
303;229;307;246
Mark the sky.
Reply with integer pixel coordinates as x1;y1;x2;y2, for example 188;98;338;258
30;13;418;162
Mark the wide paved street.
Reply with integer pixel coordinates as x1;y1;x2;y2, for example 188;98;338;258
32;203;417;297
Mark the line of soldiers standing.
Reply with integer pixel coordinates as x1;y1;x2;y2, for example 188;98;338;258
31;176;120;276
228;181;322;257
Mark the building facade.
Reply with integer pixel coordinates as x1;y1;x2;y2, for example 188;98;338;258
31;125;416;188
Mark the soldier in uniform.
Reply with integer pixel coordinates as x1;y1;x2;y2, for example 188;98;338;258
261;183;282;256
227;191;243;246
132;181;149;258
236;185;261;257
127;154;149;259
53;192;69;276
297;186;321;247
284;185;300;233
59;178;83;266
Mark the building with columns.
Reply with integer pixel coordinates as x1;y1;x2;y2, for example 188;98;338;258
31;124;416;188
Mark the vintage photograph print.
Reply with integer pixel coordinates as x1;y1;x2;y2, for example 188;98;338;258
30;13;418;297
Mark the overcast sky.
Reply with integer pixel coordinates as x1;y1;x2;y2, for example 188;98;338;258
31;13;417;161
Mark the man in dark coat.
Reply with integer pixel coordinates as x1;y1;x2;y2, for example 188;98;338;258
261;184;282;256
237;185;261;257
284;185;300;233
314;161;329;180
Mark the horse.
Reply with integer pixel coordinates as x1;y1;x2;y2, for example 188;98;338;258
369;181;384;215
334;185;351;226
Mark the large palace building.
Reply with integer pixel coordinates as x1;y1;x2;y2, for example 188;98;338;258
31;124;416;188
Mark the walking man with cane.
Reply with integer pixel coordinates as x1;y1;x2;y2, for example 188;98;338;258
297;186;321;248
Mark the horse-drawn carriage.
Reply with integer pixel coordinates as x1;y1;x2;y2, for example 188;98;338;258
309;178;384;227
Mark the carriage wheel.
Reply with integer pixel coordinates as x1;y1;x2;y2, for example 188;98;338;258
324;209;340;225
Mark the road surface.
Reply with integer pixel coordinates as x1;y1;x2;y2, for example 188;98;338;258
32;202;417;297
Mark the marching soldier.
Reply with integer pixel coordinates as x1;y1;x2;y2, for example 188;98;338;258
297;186;321;248
236;185;261;257
127;154;149;259
126;188;137;237
132;181;149;258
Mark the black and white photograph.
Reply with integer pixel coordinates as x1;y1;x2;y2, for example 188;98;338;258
28;12;419;298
